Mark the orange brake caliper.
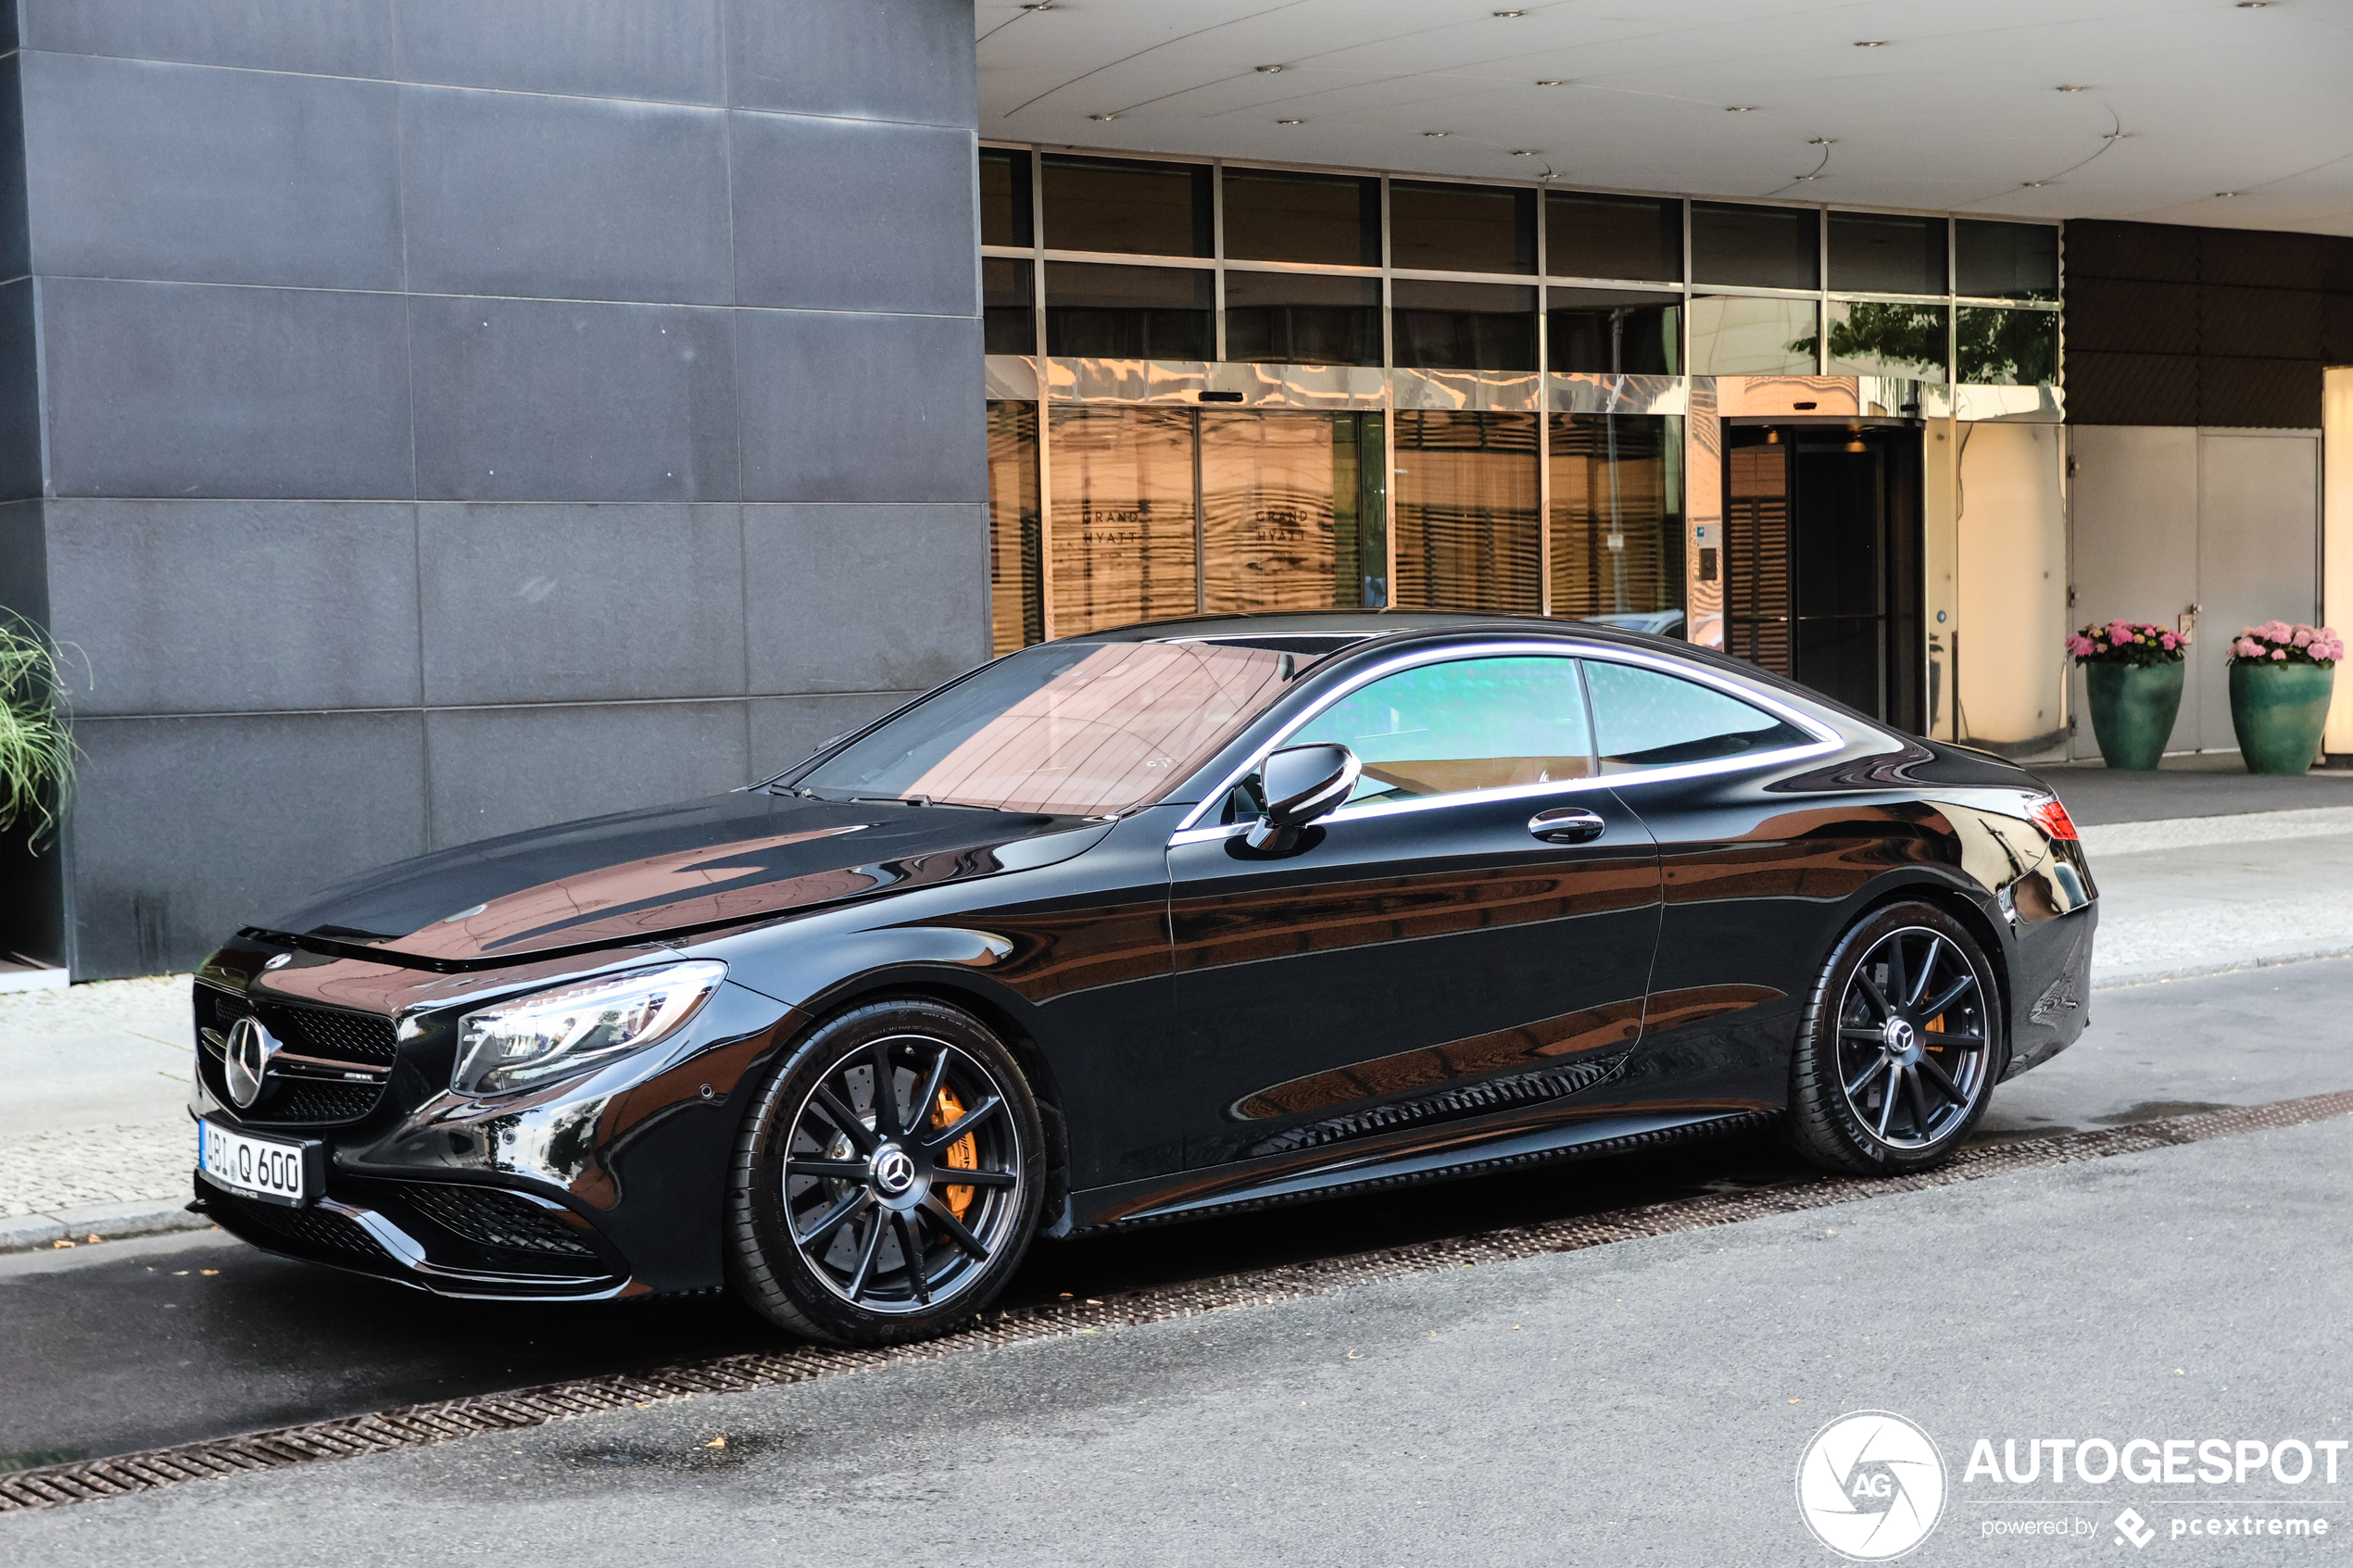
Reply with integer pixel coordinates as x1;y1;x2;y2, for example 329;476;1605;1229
931;1085;977;1220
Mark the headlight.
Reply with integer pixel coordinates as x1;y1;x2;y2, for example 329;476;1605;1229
452;961;727;1098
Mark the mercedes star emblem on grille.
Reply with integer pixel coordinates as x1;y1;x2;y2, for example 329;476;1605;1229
223;1015;283;1110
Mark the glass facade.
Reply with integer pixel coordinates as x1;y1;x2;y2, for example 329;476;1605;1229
1223;270;1381;366
1823;301;1950;382
1043;263;1212;359
1548;288;1680;374
1392;411;1541;614
1692;201;1818;290
1689;295;1818;376
980;144;2063;664
1391;280;1538;371
1549;414;1684;624
988;402;1042;657
1223;168;1381;267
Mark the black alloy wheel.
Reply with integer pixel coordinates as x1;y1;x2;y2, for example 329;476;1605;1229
1785;902;2003;1173
729;999;1045;1344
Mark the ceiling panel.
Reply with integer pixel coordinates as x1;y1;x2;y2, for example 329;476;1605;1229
976;0;2353;235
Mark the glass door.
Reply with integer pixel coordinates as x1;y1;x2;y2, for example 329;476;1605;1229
1048;405;1200;637
1201;410;1383;614
1721;424;1923;725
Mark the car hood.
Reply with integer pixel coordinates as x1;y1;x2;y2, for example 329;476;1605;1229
262;792;1103;968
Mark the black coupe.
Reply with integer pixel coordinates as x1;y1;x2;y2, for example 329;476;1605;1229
189;613;2096;1343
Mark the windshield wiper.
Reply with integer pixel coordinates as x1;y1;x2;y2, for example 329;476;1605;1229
849;793;1000;811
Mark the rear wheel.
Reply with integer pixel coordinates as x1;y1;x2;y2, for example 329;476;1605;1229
1786;903;2003;1173
728;999;1044;1344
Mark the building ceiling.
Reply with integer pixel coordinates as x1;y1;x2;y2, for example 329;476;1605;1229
976;0;2353;235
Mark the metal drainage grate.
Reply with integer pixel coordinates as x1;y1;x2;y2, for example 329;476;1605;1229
6;1087;2350;1513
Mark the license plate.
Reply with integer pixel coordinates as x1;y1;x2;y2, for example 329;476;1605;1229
196;1119;318;1207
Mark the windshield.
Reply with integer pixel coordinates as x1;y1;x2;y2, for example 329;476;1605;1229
790;640;1302;815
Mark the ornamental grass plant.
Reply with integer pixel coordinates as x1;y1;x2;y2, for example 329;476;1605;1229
0;612;77;846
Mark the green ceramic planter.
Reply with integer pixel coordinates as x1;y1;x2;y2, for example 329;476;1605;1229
2228;660;2334;775
2083;660;2184;771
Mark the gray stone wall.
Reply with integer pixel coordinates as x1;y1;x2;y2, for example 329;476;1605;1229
0;0;988;978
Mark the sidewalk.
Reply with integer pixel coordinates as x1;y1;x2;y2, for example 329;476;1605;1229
0;977;205;1248
4;794;2348;1248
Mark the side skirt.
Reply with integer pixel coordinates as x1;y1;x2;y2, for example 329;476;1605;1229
1054;1107;1776;1236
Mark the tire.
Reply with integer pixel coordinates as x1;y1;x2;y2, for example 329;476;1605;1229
728;998;1046;1344
1785;902;2005;1174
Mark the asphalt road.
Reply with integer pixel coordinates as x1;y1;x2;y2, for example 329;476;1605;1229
5;958;2350;1560
6;1087;2347;1565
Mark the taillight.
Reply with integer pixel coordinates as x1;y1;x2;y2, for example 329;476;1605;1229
2028;796;2079;842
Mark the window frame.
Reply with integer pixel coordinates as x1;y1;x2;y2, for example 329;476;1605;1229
1168;638;1843;843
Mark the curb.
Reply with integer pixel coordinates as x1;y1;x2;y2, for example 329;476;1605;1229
0;1198;212;1253
2093;945;2353;991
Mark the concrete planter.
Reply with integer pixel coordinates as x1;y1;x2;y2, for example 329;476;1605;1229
2083;661;2183;771
2228;661;2334;775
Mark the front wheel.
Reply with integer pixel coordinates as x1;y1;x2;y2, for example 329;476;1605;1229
728;999;1045;1344
1786;903;2004;1173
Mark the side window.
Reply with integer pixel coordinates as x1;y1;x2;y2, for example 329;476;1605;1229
1584;660;1812;771
1282;656;1592;804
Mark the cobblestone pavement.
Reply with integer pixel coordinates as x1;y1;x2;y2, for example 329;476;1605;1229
0;1123;189;1220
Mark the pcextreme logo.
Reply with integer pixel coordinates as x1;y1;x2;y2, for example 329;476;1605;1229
1798;1411;1949;1561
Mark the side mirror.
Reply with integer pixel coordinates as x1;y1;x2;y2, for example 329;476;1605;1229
1245;743;1360;853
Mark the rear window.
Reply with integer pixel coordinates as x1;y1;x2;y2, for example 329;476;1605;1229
793;641;1300;815
1584;660;1813;771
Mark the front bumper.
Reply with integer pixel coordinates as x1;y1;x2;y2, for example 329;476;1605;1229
189;938;803;1301
192;1163;635;1300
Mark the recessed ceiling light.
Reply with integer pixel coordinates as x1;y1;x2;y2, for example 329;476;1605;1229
1423;130;1450;137
2236;2;2271;8
2021;180;2048;188
2057;83;2091;92
1793;173;1822;181
1277;118;1304;125
1494;8;1527;15
1510;149;1541;157
1726;104;1759;112
1088;112;1117;121
2216;190;2240;196
1853;40;1888;47
1535;79;1566;86
1019;2;1054;9
2104;130;2129;140
1254;63;1285;73
1807;136;1837;145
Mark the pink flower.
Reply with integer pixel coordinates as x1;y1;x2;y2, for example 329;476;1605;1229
2263;620;2294;642
2108;621;2133;645
2235;637;2262;658
2272;647;2288;660
2294;627;2314;647
2065;634;2092;657
2159;633;2178;650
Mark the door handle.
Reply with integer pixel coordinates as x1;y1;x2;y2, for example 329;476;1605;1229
1529;807;1605;844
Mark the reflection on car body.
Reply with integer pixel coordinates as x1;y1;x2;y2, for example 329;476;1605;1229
187;611;2096;1344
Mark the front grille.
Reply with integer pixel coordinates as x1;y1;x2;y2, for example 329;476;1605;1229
196;985;396;1128
261;1004;397;1067
208;1191;390;1264
395;1184;600;1259
258;1081;384;1123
